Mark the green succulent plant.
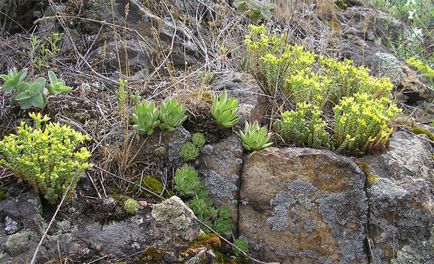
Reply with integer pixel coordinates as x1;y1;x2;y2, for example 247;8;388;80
14;77;48;109
0;112;92;204
174;164;202;197
158;99;187;131
0;68;28;93
210;90;240;128
238;121;272;151
132;101;160;135
180;142;200;162
47;71;72;94
191;132;206;148
124;198;138;214
0;68;71;109
233;238;249;258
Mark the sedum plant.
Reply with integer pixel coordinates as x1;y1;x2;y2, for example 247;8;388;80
238;121;272;151
0;113;92;204
275;103;331;149
333;93;401;155
191;132;206;148
132;101;160;135
158;99;187;131
180;142;200;162
124;198;138;214
0;68;71;109
210;90;239;128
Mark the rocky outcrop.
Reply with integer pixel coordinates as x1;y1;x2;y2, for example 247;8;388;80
238;147;368;263
199;135;244;229
0;193;204;263
361;131;434;263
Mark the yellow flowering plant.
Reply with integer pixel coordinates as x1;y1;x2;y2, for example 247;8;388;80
0;113;92;204
333;93;401;155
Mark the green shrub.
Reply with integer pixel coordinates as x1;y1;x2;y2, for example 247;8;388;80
132;101;160;135
191;132;206;148
0;113;92;204
124;198;138;214
158;99;187;131
333;93;401;155
238;121;272;151
180;142;200;162
275;103;331;149
0;69;71;109
210;90;240;128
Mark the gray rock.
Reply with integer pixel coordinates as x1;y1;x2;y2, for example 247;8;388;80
370;53;404;86
90;39;153;76
151;196;203;241
4;216;19;235
239;147;368;263
199;135;244;229
361;131;434;263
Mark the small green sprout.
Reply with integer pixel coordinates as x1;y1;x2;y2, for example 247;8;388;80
180;142;200;161
238;121;272;151
132;101;160;135
124;198;138;214
191;132;206;148
210;90;240;128
47;71;72;94
158;99;187;131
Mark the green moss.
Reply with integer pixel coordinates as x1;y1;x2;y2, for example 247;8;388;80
142;176;164;194
412;126;434;141
0;189;6;200
356;161;379;186
190;234;221;250
135;246;164;263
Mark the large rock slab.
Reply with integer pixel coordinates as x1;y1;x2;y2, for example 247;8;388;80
361;131;434;263
239;147;368;263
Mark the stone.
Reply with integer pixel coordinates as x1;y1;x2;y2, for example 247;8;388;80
239;147;368;263
370;53;404;86
199;135;244;228
151;196;203;241
140;126;191;166
212;71;268;124
90;39;153;76
361;131;434;263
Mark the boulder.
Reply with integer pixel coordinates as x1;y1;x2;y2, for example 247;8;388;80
212;72;268;124
361;131;434;263
239;147;368;263
199;135;244;228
